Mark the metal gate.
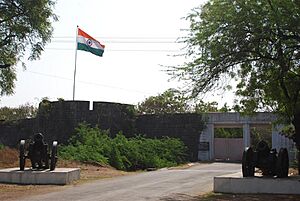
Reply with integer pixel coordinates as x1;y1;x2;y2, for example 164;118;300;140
214;138;243;161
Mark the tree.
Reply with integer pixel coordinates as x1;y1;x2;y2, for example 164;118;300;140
137;88;231;114
0;103;38;121
137;88;190;114
170;0;300;172
194;100;218;113
0;0;57;95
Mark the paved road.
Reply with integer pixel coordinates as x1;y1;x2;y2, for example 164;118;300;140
24;163;241;201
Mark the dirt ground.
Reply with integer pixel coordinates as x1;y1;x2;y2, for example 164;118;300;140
1;147;299;201
0;147;130;201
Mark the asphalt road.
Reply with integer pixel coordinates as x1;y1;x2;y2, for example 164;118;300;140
24;162;241;201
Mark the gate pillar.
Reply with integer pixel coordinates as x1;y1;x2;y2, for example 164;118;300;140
243;123;251;147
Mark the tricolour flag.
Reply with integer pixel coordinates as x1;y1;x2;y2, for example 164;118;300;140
77;27;105;57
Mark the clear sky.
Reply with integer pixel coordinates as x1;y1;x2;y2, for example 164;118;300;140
0;0;234;108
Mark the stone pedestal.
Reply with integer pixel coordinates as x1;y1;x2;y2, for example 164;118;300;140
0;168;80;185
214;172;300;194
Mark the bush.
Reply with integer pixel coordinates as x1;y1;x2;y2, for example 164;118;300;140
0;143;4;150
59;123;188;171
59;124;111;164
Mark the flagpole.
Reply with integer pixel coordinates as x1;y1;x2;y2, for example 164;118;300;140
72;25;79;101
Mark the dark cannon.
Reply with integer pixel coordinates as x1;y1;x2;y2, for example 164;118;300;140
19;133;58;171
242;140;289;178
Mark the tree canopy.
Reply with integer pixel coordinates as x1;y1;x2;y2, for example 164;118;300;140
137;88;189;114
0;103;37;121
137;88;231;114
171;0;300;139
170;0;300;172
0;0;57;95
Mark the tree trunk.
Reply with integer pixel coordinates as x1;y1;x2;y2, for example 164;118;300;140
292;112;300;175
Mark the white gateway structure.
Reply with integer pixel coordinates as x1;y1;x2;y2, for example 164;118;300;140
198;112;296;162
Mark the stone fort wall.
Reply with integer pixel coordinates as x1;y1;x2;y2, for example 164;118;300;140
0;101;205;161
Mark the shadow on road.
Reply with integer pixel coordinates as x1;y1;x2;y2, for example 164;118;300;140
159;193;201;201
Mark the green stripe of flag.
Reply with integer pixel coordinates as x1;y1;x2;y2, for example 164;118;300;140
77;43;104;57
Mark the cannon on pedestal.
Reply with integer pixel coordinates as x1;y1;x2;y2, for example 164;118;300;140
242;140;289;178
19;133;58;171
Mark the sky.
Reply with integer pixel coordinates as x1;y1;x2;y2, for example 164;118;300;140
0;0;234;108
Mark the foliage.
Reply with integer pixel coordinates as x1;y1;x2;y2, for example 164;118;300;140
170;1;300;146
0;143;4;150
59;124;111;165
124;105;137;118
251;126;272;149
0;103;37;121
137;88;233;114
214;128;243;138
0;0;57;95
281;124;295;139
137;88;190;114
172;0;300;109
59;123;188;171
219;103;232;112
37;97;52;117
194;100;218;113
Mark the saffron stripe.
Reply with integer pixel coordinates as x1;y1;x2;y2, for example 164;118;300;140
78;28;97;41
77;28;105;49
77;35;105;50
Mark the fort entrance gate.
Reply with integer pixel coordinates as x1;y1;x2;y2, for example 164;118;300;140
198;112;292;161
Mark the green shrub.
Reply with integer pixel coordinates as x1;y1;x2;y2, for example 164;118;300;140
59;123;111;164
0;143;4;150
109;143;126;170
59;144;108;164
59;123;188;171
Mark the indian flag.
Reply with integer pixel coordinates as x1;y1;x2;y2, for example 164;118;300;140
77;27;105;57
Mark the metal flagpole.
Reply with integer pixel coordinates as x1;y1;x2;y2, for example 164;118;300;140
72;25;79;101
